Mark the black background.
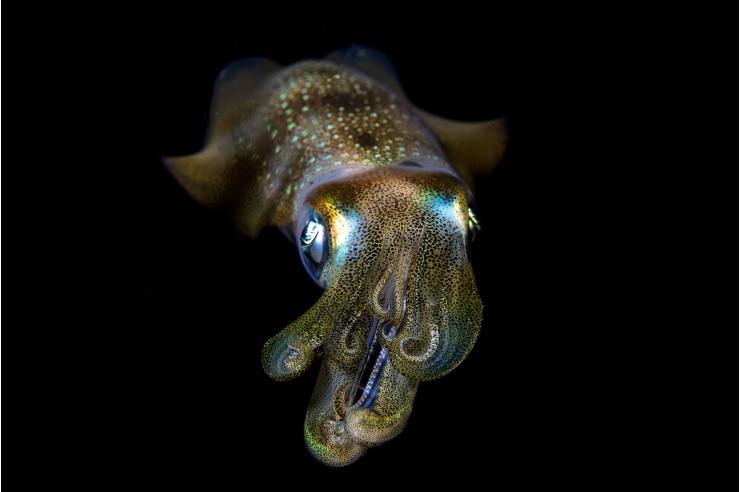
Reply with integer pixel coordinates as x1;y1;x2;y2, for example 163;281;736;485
6;8;734;489
9;11;637;488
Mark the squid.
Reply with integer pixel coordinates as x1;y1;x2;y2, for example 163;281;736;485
163;46;507;466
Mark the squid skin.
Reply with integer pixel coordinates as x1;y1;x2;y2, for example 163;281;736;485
164;46;507;466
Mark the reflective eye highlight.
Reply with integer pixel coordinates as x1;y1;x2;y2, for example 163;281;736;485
300;208;329;287
302;221;324;263
467;207;481;242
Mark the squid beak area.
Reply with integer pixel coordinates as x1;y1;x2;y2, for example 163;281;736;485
303;317;418;466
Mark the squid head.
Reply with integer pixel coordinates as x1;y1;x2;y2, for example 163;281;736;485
263;166;484;465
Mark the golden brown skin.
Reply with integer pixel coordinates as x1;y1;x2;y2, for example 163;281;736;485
164;46;507;466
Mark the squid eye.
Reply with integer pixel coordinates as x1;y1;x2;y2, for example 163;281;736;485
299;208;329;287
467;206;481;243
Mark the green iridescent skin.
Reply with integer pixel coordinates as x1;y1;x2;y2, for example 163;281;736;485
164;46;507;466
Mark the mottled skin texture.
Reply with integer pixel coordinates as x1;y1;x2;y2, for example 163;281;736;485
164;46;506;466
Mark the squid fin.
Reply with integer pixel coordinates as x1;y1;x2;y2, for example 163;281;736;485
162;58;282;236
162;144;232;209
417;111;508;190
205;57;282;141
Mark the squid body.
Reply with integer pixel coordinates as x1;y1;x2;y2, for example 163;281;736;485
163;46;507;466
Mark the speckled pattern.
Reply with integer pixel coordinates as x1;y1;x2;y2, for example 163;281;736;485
164;46;506;466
